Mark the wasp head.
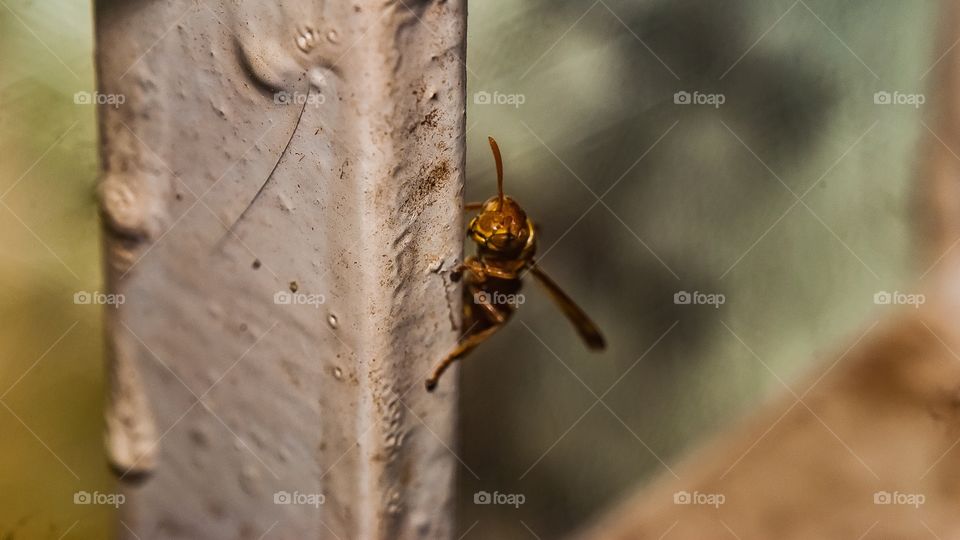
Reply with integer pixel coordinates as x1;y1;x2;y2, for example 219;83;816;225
468;196;532;256
467;137;536;258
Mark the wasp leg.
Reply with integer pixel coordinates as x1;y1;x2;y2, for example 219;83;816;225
427;283;506;391
467;283;507;325
451;257;486;283
425;321;504;392
474;298;506;324
465;201;484;211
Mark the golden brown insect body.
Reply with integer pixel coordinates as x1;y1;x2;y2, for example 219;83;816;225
426;137;606;391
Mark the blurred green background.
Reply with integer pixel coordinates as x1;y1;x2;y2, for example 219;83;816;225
0;0;936;538
1;1;113;538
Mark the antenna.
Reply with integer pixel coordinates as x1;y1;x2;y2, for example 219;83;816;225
488;137;504;208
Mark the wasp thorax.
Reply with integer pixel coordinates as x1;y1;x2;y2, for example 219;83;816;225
468;195;531;255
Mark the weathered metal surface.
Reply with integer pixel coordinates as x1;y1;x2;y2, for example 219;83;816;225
95;1;466;537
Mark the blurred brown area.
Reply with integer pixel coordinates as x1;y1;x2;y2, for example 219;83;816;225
575;297;960;539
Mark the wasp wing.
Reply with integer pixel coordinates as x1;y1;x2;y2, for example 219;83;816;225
528;264;606;350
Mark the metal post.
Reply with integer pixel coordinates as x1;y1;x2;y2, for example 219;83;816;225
95;1;466;537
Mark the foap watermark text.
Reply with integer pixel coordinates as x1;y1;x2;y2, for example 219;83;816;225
74;91;126;108
874;491;924;508
874;290;924;308
674;90;725;108
74;291;125;308
74;491;125;508
673;490;725;508
474;90;526;108
873;91;925;108
474;291;525;307
474;490;525;508
274;291;326;308
674;290;725;308
274;90;326;106
274;490;325;508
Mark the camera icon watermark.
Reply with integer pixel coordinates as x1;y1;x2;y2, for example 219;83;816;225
74;490;125;508
873;490;924;508
273;490;325;508
873;91;925;108
673;90;725;109
674;290;725;308
473;90;526;108
74;91;126;108
74;290;125;308
473;490;526;508
274;291;326;308
873;290;925;309
673;490;725;508
274;90;326;107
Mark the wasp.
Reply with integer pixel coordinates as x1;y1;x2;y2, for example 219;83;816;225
426;137;606;391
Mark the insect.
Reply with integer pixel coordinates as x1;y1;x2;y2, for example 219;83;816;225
426;137;606;391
